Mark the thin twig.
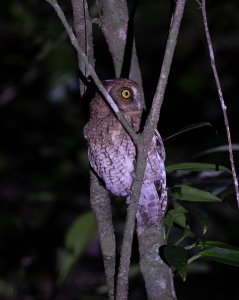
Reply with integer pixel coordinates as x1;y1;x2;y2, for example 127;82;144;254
45;0;138;144
147;0;186;128
200;0;239;208
116;1;187;299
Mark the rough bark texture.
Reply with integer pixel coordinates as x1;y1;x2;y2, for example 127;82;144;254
98;0;142;85
116;0;186;298
137;224;176;300
71;0;94;96
71;1;116;298
90;171;115;300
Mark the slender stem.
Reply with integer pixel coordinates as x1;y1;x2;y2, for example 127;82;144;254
185;243;197;251
146;0;186;129
175;233;187;246
188;254;201;265
116;1;187;299
45;0;138;144
200;0;239;208
166;215;175;241
116;147;148;300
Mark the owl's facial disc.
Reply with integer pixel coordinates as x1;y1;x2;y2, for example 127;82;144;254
102;78;144;111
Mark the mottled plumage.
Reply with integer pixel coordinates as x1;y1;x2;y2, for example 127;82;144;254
84;78;167;225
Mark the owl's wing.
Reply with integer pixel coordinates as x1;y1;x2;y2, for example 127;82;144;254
154;129;167;218
154;129;165;161
137;182;161;225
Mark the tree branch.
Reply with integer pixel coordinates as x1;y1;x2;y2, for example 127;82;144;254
98;0;142;85
90;171;115;300
45;0;138;144
69;1;117;298
147;0;186;129
137;224;177;300
116;1;186;299
71;0;94;96
200;0;239;208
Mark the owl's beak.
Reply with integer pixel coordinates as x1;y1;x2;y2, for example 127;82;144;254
141;99;146;110
130;85;145;111
137;97;146;111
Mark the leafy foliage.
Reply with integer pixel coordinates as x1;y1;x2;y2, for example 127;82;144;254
172;184;222;202
163;245;188;281
166;162;231;173
199;241;239;266
58;211;97;282
164;161;239;281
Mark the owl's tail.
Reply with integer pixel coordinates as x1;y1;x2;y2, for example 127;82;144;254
136;182;167;226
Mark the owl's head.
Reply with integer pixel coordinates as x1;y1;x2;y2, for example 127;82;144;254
102;78;144;113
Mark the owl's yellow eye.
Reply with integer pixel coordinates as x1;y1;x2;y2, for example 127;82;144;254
121;89;131;99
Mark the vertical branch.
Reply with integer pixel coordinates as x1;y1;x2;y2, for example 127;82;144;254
147;0;187;128
90;171;116;300
200;0;239;208
115;148;148;300
98;0;142;85
70;1;116;297
98;0;127;77
44;1;117;297
71;0;94;96
137;224;177;300
116;1;187;299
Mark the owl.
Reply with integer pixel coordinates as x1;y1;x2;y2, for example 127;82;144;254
84;78;167;226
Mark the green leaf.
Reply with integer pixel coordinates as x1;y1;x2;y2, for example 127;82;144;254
180;203;209;235
163;245;188;281
58;211;97;282
166;162;231;174
164;204;187;229
200;241;239;267
164;122;212;141
165;204;188;240
173;185;222;202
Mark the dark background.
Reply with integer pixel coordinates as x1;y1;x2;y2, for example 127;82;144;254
0;0;239;299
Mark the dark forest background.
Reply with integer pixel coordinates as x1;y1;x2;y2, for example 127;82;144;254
0;0;239;299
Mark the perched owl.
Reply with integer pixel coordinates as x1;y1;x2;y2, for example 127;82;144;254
84;78;167;226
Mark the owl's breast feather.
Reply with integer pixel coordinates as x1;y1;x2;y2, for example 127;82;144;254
87;131;136;197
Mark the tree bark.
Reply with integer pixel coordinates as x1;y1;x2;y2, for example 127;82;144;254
90;171;115;300
71;2;116;298
71;0;94;96
98;0;142;85
137;223;177;300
